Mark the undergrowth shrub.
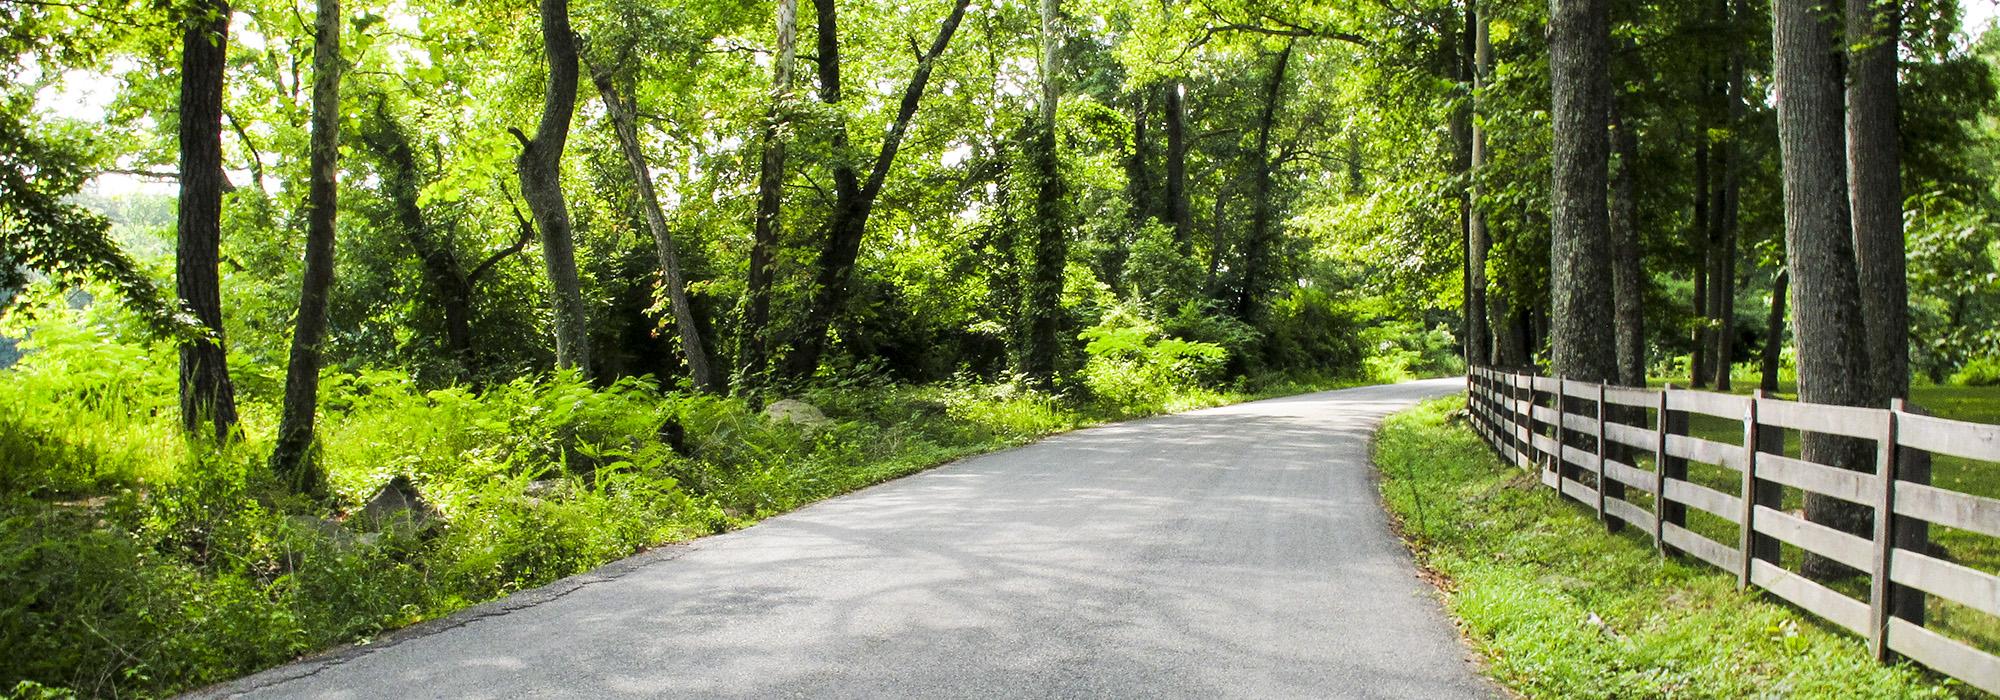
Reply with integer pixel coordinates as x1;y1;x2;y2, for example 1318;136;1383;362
1077;304;1228;412
1952;356;2000;387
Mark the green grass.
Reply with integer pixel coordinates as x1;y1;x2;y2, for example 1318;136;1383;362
1375;396;1970;698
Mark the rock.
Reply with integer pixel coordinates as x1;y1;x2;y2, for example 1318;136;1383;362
525;479;564;498
355;475;440;536
286;515;359;552
762;399;833;428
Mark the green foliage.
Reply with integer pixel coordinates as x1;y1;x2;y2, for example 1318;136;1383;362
1359;320;1463;383
0;99;188;340
1375;397;1960;698
1259;286;1365;373
1952;357;2000;387
1078;303;1229;410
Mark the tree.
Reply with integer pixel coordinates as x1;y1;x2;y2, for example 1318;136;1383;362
1847;0;1907;401
1164;82;1194;251
1021;0;1066;386
1709;10;1745;391
590;66;722;393
779;0;973;379
1232;42;1293;322
1466;0;1492;368
513;0;591;374
176;0;240;441
270;0;342;495
354;96;530;379
740;0;798;388
1760;267;1788;392
1609;97;1644;386
1771;0;1881;576
1546;0;1616;384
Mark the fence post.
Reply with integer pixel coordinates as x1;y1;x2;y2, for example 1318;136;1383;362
1737;390;1762;590
1869;400;1902;662
1658;385;1687;559
1595;382;1609;526
1515;372;1533;471
1889;399;1931;633
1748;391;1784;581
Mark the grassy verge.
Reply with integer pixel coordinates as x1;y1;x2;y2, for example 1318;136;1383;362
0;309;1389;699
1374;395;1968;698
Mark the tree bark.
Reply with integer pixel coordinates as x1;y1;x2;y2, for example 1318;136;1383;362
1711;39;1743;391
780;0;973;379
271;0;341;495
1761;267;1788;392
1847;0;1907;402
591;68;722;393
1690;133;1711;387
1233;43;1293;322
1547;0;1617;384
1021;0;1065;387
176;0;240;441
1773;0;1881;577
1609;97;1645;387
1164;82;1194;252
1495;298;1530;368
1467;1;1492;367
1451;5;1476;366
514;0;591;374
741;0;797;388
1205;177;1233;292
1126;87;1153;230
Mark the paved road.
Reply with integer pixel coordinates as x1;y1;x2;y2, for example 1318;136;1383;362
200;378;1492;699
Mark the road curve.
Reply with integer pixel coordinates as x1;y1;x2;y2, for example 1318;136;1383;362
197;378;1492;699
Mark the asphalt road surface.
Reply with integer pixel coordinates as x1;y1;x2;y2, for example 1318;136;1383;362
198;378;1493;699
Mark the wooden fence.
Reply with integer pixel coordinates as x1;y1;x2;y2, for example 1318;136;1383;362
1464;366;2000;693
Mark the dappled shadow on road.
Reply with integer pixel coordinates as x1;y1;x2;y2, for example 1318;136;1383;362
244;380;1486;699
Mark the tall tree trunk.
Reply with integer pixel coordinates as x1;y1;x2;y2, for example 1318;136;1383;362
1495;298;1530;368
1609;98;1645;386
1761;267;1788;392
1690;134;1711;387
1773;0;1881;578
358;99;480;376
176;0;240;441
513;0;590;374
271;0;340;494
781;0;973;379
1233;43;1292;322
1451;6;1476;366
1022;0;1065;387
1164;82;1193;252
1467;1;1492;367
741;0;797;389
1206;178;1233;291
1548;0;1616;383
1126;88;1153;229
1847;0;1906;402
590;69;722;393
1710;34;1743;391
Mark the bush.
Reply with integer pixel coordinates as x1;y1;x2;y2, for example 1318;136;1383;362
1359;321;1463;383
1259;287;1366;374
1077;304;1229;411
1951;357;2000;387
